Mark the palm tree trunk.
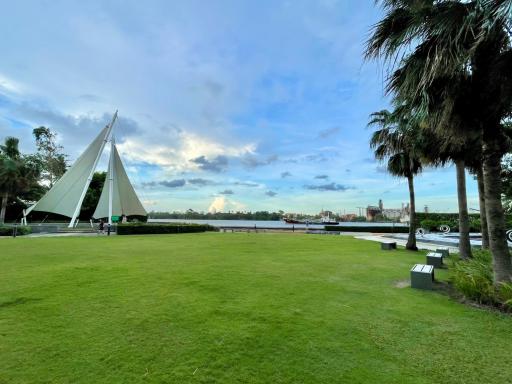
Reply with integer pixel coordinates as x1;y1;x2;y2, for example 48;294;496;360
455;159;472;259
406;174;417;251
476;165;489;249
483;137;512;284
0;191;8;224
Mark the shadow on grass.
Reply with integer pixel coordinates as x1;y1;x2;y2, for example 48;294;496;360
0;297;42;309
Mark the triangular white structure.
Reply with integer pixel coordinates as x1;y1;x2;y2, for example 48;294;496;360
25;111;146;227
92;139;147;220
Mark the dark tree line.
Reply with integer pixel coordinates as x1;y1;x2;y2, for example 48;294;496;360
149;210;285;221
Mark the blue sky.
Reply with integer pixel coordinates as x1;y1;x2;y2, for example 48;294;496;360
0;0;479;214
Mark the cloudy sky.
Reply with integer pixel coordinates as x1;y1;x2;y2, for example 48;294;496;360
0;0;479;214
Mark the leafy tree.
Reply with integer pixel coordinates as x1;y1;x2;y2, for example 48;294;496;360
80;172;106;220
0;137;41;223
369;108;422;251
33;126;67;188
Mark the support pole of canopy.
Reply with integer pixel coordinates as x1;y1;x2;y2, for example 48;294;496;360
108;137;115;226
67;110;118;228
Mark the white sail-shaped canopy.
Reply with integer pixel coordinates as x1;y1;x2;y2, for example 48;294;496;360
92;143;147;219
26;124;111;218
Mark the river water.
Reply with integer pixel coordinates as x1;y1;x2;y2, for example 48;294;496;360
148;219;408;229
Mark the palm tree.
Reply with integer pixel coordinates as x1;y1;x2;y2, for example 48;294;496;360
369;109;422;251
366;0;512;282
0;137;40;224
382;51;476;258
0;138;21;223
470;163;490;249
481;1;511;22
454;159;472;258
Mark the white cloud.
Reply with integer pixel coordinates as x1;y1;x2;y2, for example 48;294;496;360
208;196;225;213
0;73;25;94
208;196;246;213
117;130;255;173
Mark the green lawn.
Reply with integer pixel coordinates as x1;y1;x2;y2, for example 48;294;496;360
1;234;511;383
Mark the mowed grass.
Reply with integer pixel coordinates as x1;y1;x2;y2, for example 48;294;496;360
1;234;511;384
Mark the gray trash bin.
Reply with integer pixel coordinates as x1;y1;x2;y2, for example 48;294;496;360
426;252;443;268
381;242;397;250
436;248;449;258
411;264;434;290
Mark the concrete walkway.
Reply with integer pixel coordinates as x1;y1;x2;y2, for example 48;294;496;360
354;234;459;253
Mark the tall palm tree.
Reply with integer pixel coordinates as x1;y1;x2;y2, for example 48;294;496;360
383;50;476;258
366;0;512;283
0;138;21;223
481;0;511;22
469;163;490;249
369;109;422;251
0;137;21;159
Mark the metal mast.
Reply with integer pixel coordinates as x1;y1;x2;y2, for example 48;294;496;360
108;136;115;226
68;110;118;228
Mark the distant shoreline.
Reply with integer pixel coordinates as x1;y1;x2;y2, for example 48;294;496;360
148;218;407;229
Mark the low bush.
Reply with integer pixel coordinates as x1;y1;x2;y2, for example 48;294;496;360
418;218;484;233
117;223;218;235
415;213;495;232
451;250;512;311
469;217;482;232
0;226;32;236
440;221;459;232
419;219;439;232
324;225;409;233
415;212;479;226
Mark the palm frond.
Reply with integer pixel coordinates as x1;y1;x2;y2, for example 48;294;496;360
0;137;20;159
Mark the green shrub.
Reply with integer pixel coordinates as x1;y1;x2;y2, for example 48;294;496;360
469;217;482;232
442;221;459;232
418;218;461;232
0;226;32;236
420;219;439;231
451;250;512;311
498;283;512;311
415;212;510;232
324;225;408;233
117;223;218;235
415;212;477;226
452;251;495;303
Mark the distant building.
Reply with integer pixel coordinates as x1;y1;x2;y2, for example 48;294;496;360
366;205;381;221
366;200;410;222
341;213;357;221
319;210;334;217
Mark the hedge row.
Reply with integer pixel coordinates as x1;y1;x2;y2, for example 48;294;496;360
416;212;512;232
324;225;409;233
415;212;480;224
420;218;482;232
116;223;218;235
0;226;32;236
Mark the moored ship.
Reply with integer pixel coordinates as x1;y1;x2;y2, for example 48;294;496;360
283;214;339;225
